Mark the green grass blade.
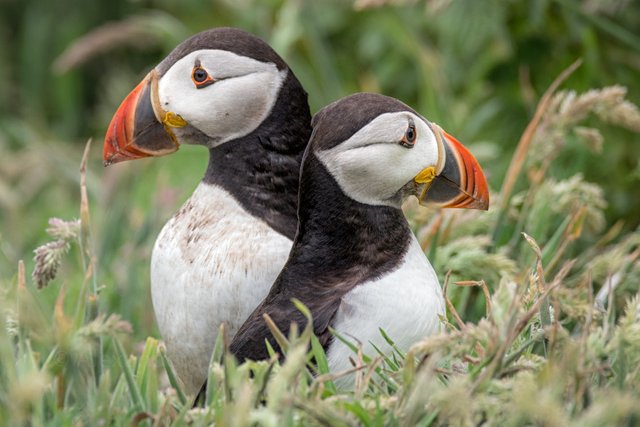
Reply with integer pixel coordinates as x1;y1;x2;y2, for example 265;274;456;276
135;337;159;412
159;349;187;406
310;335;337;394
112;337;144;412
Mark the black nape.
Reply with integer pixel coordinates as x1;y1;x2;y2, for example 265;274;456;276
203;71;311;240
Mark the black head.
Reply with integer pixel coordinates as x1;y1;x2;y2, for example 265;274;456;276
306;93;489;209
157;28;288;76
104;27;308;164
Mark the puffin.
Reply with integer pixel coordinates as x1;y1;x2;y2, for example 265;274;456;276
229;93;489;382
103;28;312;394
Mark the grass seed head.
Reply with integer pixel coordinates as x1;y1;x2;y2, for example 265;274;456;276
32;239;70;289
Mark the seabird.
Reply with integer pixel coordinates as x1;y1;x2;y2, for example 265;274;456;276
103;28;312;394
229;93;489;384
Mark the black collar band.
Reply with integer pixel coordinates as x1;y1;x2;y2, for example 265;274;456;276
228;153;413;363
202;71;311;240
288;153;412;289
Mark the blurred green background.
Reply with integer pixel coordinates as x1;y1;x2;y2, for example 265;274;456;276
1;0;639;337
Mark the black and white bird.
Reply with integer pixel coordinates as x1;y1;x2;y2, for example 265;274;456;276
103;28;312;394
230;93;489;380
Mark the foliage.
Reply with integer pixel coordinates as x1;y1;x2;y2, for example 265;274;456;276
1;0;640;425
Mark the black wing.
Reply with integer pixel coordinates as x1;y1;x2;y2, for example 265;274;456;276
230;280;343;362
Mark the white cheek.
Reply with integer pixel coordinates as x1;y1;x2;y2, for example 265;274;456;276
317;119;440;206
329;146;416;205
179;71;285;143
157;50;286;145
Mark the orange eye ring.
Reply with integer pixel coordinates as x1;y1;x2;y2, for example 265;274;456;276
400;123;416;148
192;66;215;89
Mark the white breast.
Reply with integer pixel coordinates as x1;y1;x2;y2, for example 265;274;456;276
325;235;445;386
150;182;292;394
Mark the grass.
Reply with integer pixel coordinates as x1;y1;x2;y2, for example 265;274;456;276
1;1;640;425
1;56;640;425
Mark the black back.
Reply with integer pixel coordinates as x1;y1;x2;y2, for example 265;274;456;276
203;69;310;238
157;28;288;76
160;28;312;239
230;94;418;360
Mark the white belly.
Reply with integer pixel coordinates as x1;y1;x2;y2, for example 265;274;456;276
326;235;445;386
150;182;292;394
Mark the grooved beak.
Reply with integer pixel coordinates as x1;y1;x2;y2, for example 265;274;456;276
103;72;181;166
416;126;489;210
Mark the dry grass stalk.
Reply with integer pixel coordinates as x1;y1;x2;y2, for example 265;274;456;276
522;232;546;292
353;0;417;11
499;59;582;210
79;139;92;262
53;18;158;73
443;271;465;330
17;260;25;289
263;313;289;356
418;211;443;252
455;280;493;317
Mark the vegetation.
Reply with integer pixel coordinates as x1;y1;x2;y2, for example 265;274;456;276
1;0;639;425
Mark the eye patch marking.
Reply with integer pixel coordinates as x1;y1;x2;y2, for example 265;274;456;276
399;119;416;148
192;60;215;89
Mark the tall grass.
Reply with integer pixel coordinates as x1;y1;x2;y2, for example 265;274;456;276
1;59;639;425
1;2;639;274
1;1;639;425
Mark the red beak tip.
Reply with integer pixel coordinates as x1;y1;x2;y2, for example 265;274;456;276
472;183;490;211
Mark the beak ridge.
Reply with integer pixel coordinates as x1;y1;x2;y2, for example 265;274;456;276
417;127;489;211
103;73;179;166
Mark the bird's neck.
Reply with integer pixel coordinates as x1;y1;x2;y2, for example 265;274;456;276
203;72;311;240
281;154;412;292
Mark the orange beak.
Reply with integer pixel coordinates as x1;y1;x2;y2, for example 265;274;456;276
103;72;180;166
417;126;489;211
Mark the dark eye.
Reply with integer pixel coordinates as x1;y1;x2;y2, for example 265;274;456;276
400;123;416;148
191;66;215;88
406;125;416;142
193;68;208;82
